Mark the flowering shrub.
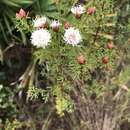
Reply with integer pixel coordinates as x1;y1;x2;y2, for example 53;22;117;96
1;0;130;130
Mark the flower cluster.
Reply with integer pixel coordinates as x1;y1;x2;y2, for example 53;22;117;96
71;4;96;18
30;16;82;48
71;4;85;18
16;5;87;48
31;17;50;48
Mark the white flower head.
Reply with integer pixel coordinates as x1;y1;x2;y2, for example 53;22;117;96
33;16;47;28
50;20;61;28
64;27;82;46
71;4;85;15
31;29;51;48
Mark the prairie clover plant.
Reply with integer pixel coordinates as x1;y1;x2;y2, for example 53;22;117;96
15;1;116;118
14;1;130;130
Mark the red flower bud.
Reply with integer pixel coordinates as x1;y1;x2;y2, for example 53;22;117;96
64;21;71;29
102;56;109;64
87;7;96;15
107;42;114;49
77;55;86;64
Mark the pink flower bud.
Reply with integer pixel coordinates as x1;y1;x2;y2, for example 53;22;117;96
16;8;26;19
102;56;109;64
64;21;71;29
87;7;96;15
77;55;86;64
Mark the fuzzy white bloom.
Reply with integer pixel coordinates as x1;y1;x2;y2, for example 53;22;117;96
33;16;47;28
31;29;51;48
71;4;85;15
50;20;61;28
64;27;82;46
